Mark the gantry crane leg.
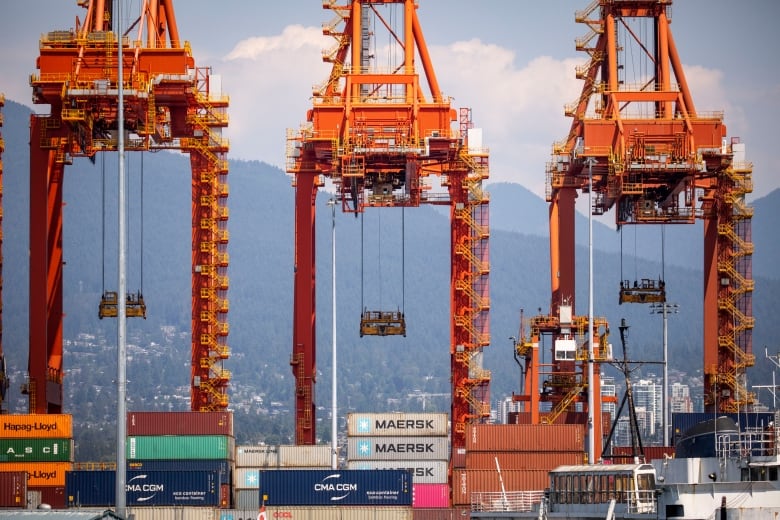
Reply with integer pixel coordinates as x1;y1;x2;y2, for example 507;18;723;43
27;115;65;414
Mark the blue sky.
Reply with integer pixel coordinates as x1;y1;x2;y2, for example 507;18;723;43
2;1;778;199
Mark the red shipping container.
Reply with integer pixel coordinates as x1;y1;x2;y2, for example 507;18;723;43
466;424;584;452
413;483;449;508
466;450;584;470
127;411;233;436
0;472;27;508
28;486;66;509
452;469;548;506
509;411;612;432
610;445;675;462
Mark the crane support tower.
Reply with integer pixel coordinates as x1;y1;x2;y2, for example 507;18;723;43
541;0;754;419
287;0;491;451
0;93;7;412
28;0;231;413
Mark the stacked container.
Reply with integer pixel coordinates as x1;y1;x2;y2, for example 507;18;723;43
454;423;586;507
345;412;450;509
233;444;331;509
0;413;74;508
65;411;233;508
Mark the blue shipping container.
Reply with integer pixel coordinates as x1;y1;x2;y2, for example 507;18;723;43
66;470;219;507
259;469;412;506
127;459;232;485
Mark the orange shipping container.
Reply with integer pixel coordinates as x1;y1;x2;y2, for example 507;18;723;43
0;414;72;439
610;445;675;462
0;462;72;487
466;450;584;470
451;468;549;506
466;424;584;452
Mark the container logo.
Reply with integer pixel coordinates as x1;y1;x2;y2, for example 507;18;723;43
313;473;358;502
3;422;59;433
356;439;372;456
356;417;372;433
244;470;259;487
374;418;435;430
126;474;163;502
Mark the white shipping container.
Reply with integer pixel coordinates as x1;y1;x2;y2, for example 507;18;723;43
347;436;449;461
347;412;449;437
125;506;217;520
278;444;331;467
346;458;448;484
225;506;412;520
235;444;279;468
233;488;259;511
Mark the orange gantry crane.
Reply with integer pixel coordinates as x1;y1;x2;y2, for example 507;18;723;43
519;0;754;439
27;0;230;413
286;0;491;451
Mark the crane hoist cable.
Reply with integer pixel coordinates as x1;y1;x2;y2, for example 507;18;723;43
98;151;147;319
618;225;666;305
359;207;406;337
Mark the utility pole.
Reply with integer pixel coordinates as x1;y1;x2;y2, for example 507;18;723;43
650;302;678;446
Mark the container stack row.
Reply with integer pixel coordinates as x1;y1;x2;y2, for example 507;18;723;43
65;411;234;509
0;413;74;508
233;443;331;509
452;423;586;508
345;412;450;509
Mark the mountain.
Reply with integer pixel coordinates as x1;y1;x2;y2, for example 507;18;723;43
2;99;779;456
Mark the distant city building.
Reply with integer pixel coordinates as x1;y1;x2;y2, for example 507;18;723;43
670;382;693;413
601;375;617;423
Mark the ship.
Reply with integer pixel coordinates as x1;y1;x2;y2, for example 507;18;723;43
470;412;780;520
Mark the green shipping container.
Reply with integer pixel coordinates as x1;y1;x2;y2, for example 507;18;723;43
0;438;73;462
126;435;234;460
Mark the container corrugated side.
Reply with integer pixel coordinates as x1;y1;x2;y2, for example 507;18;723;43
232;488;259;510
224;507;413;520
0;472;27;508
465;450;584;470
466;423;584;452
0;462;71;486
451;469;548;506
0;438;73;462
0;414;72;438
610;445;675;462
236;444;280;467
412;508;470;520
66;470;220;507
26;486;65;509
127;411;234;436
259;469;412;506
412;483;449;508
126;506;218;520
278;444;332;467
347;436;449;461
127;459;232;485
126;434;234;460
347;459;448;484
347;413;449;437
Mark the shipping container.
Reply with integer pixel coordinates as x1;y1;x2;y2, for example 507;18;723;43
278;444;332;467
0;472;26;508
232;488;259;510
0;462;71;486
127;459;232;485
465;451;584;470
27;486;65;509
222;506;413;520
347;459;448;484
0;438;73;462
609;445;675;462
127;434;234;460
451;447;466;469
509;411;611;433
127;411;234;436
236;444;279;467
451;468;548;506
347;436;449;461
127;506;218;520
66;470;221;507
0;413;72;438
412;508;470;520
412;483;449;508
348;413;449;437
465;423;584;452
259;469;412;506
